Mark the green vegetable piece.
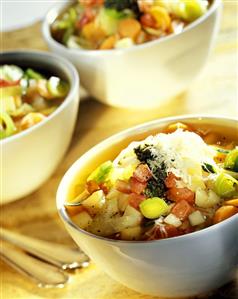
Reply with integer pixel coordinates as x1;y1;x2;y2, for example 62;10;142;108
0;112;17;139
47;76;69;98
224;149;238;172
87;161;113;184
214;173;238;198
139;197;169;219
0;65;23;81
183;0;208;22
97;8;133;35
25;68;44;80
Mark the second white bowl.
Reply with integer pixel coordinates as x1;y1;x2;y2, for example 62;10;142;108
43;0;222;109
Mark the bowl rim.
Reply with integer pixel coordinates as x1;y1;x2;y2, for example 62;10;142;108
0;49;79;145
42;0;222;56
57;114;238;245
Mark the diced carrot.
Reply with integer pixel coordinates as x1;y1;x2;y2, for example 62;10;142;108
99;35;117;50
171;200;194;220
223;199;238;207
115;179;131;194
165;172;178;188
213;206;238;224
140;13;157;28
129;177;147;195
81;21;106;43
167;187;195;204
128;193;145;210
86;180;100;194
133;164;152;183
65;205;85;217
118;19;141;40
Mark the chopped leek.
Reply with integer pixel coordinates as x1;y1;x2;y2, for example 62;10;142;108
224;149;238;172
0;112;16;139
0;65;23;81
47;76;69;98
25;68;44;80
87;161;113;183
214;173;238;198
139;197;169;219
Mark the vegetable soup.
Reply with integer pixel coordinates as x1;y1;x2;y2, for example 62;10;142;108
51;0;212;50
0;65;69;140
65;122;238;241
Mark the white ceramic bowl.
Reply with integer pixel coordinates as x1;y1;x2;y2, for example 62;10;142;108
43;1;222;109
1;51;80;204
57;115;238;297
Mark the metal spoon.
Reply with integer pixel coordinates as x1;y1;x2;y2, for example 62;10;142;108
0;228;89;270
0;241;69;288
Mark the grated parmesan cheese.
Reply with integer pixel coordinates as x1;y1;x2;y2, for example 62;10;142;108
114;130;217;190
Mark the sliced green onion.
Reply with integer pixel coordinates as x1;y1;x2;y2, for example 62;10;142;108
47;76;69;98
224;149;238;172
139;197;169;219
25;68;44;80
0;112;17;139
214;173;238;198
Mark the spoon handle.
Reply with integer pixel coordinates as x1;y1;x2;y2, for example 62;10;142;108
0;228;89;269
0;241;69;288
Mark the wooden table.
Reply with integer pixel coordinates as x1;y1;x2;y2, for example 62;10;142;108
1;2;238;298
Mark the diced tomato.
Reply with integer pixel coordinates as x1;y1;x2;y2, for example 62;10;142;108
0;79;20;87
133;164;152;183
86;180;100;194
165;172;178;189
171;200;194;220
99;183;109;194
140;13;157;28
162;225;182;238
128;193;145;210
167;187;195;204
129;177;147;194
115;179;131;194
147;224;181;240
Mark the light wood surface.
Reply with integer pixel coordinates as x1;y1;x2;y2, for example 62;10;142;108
1;1;238;299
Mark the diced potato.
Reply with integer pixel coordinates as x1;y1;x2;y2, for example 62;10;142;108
118;193;129;212
105;198;119;217
72;211;92;230
82;190;105;214
164;213;182;227
106;188;121;200
122;205;143;227
120;226;142;241
188;210;205;226
115;38;134;49
195;188;221;208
